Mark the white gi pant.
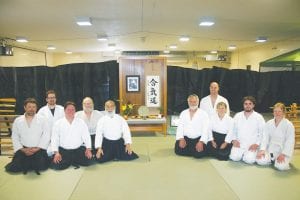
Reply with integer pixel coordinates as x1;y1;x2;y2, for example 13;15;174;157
256;144;291;171
229;146;257;164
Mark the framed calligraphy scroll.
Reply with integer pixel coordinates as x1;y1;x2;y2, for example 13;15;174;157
146;76;160;107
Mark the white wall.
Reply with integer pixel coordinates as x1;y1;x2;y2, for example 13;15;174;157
230;38;300;71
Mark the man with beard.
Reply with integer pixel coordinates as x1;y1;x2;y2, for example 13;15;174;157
5;98;50;175
230;96;265;164
38;90;64;130
50;101;93;170
95;100;138;163
175;94;210;158
76;97;104;155
38;90;64;156
200;82;230;117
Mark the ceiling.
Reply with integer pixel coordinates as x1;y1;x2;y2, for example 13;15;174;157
1;0;300;54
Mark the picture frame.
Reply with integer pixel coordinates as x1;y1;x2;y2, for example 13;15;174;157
126;75;140;92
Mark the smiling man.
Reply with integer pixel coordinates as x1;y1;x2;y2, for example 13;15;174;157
5;98;50;175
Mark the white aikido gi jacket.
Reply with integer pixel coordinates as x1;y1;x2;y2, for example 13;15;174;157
37;104;64;132
176;108;210;144
200;95;230;117
208;113;234;143
257;118;295;170
230;111;265;164
11;114;50;152
232;111;265;148
95;114;132;148
51;117;91;152
75;110;104;135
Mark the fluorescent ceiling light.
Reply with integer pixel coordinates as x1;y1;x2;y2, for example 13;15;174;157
97;35;108;41
199;21;215;26
256;36;267;43
65;51;72;54
228;45;237;50
179;36;190;42
76;16;92;26
47;45;56;50
169;44;177;49
163;50;170;54
210;50;217;54
16;36;28;43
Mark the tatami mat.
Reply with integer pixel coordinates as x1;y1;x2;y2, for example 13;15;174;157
0;136;299;200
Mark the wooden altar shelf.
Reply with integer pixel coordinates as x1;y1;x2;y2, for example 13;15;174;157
126;118;167;136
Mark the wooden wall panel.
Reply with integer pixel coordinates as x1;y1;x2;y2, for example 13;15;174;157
119;57;167;117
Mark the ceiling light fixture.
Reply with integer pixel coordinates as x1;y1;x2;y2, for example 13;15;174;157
16;36;28;43
210;50;217;54
65;51;72;54
97;35;108;41
199;21;215;26
256;36;267;43
47;45;56;50
179;36;190;42
163;50;170;54
169;44;177;49
228;45;237;50
76;16;92;26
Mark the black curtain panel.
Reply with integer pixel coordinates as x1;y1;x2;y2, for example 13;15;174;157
167;66;300;114
1;63;300;114
0;61;119;114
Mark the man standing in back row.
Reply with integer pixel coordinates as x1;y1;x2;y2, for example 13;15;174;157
200;82;230;117
76;97;104;155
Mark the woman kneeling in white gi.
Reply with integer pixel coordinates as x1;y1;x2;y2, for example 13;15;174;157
256;103;295;171
207;102;233;161
95;100;138;163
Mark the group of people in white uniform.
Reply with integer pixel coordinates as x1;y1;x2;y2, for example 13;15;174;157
5;90;138;174
175;82;295;171
5;82;295;174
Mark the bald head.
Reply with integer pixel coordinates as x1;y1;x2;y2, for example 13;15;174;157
209;82;219;96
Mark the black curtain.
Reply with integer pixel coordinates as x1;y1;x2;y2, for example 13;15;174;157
0;61;119;114
167;66;300;114
1;63;300;115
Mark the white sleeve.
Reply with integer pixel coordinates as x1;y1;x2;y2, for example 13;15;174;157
81;121;91;148
260;123;270;151
11;119;23;152
225;118;234;143
199;114;210;144
122;118;132;144
232;115;239;141
95;119;104;148
38;119;51;150
175;112;185;140
256;115;265;145
207;120;213;142
282;122;295;157
51;122;60;152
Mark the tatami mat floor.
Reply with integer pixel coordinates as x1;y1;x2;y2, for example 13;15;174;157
1;135;300;200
